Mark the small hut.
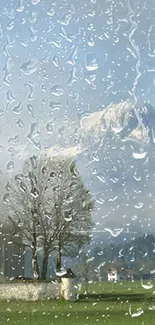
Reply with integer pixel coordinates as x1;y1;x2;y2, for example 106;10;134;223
60;268;76;301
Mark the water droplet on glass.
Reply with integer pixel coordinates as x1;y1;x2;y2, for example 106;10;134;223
8;135;19;144
85;53;98;71
7;21;14;31
6;161;14;172
84;71;96;89
55;269;67;277
134;202;144;209
2;193;10;204
47;7;55;17
17;0;25;12
20;182;27;193
25;82;34;100
46;121;53;134
20;58;39;75
6;90;15;103
96;173;106;183
3;58;14;86
67;46;77;65
132;151;147;159
31;187;39;198
49;101;62;111
129;305;144;318
0;25;3;38
87;34;95;47
104;228;124;237
111;125;123;134
67;67;78;86
51;85;65;96
141;279;153;290
5;182;12;191
16;118;24;128
57;13;72;26
52;55;60;68
31;0;40;4
27;123;41;150
12;102;23;114
27;104;35;117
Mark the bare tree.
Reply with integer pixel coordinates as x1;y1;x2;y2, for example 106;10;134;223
4;153;94;279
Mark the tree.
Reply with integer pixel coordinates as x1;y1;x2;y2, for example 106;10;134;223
4;153;94;279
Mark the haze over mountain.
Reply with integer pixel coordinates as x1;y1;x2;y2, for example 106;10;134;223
1;100;155;243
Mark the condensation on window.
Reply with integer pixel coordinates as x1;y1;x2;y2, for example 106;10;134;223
0;0;155;324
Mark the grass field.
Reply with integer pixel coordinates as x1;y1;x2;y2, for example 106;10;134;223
1;281;155;324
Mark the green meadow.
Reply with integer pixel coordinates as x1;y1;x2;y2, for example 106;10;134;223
1;281;155;324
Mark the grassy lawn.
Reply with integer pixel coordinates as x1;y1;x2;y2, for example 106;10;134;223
1;281;155;324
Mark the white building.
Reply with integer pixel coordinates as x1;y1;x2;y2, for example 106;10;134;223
108;268;121;282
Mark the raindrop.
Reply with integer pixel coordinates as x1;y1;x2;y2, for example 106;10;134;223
29;12;38;24
46;121;53;134
0;110;4;117
133;151;147;159
2;193;10;204
141;279;153;290
148;306;155;310
27;104;35;117
8;135;19;144
84;71;96;89
0;145;3;152
55;269;67;277
129;305;144;318
25;82;34;100
20;58;39;75
31;0;40;4
12;102;23;114
17;0;25;12
5;182;11;191
53;55;60;68
134;202;144;209
31;187;39;198
104;228;124;237
20;39;29;47
0;25;3;38
6;161;14;172
6;90;15;103
67;46;77;65
51;85;65;96
64;215;72;222
49;101;62;111
87;34;95;47
70;162;79;178
96;173;106;183
30;156;37;169
27;123;40;140
85;53;98;71
7;21;14;31
20;182;27;193
16;118;24;128
47;7;55;17
3;58;14;86
111;125;123;134
67;67;78;86
29;26;37;42
57;13;72;26
3;7;15;19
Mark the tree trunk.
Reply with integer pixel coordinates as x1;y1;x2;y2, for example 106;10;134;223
56;240;62;272
41;249;49;280
32;248;39;279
